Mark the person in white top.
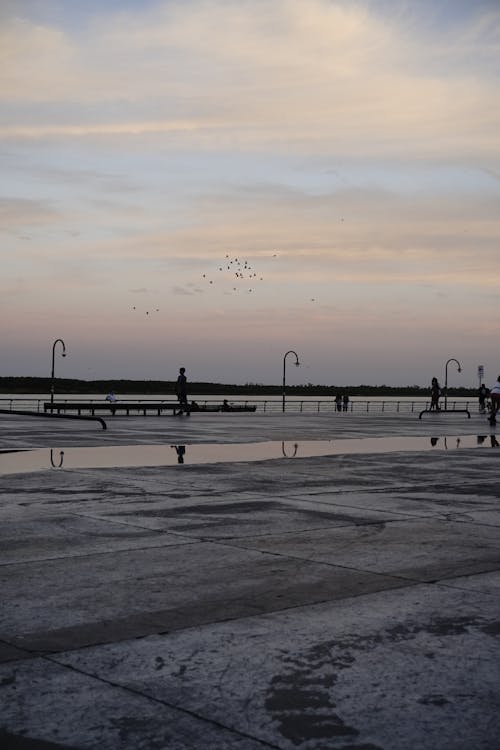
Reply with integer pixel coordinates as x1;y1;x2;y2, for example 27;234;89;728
488;377;500;425
105;391;117;415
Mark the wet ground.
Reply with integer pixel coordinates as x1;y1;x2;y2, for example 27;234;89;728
1;410;499;749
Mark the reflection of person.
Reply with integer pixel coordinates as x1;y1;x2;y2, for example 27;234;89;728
171;445;186;463
488;376;500;425
342;394;350;412
175;367;190;416
478;384;488;413
172;445;186;464
105;391;117;415
430;378;441;411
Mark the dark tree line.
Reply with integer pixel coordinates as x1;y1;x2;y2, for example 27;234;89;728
0;376;478;397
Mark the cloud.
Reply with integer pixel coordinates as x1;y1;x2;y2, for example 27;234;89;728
1;1;499;158
0;197;60;229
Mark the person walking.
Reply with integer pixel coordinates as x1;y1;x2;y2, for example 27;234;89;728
478;383;488;413
175;367;190;416
488;376;500;425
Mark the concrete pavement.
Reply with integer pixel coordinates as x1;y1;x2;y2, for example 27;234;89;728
1;410;499;749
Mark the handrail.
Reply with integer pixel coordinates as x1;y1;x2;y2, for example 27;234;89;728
0;408;107;429
0;396;475;414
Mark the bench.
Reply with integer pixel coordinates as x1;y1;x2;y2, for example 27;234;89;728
44;402;184;416
191;404;256;413
419;408;471;419
43;402;257;416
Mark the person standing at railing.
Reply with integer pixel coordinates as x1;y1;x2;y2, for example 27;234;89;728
335;394;342;412
430;377;441;411
105;390;117;416
342;394;350;412
478;384;488;414
175;367;190;416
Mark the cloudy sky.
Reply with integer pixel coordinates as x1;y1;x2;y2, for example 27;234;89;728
1;0;499;388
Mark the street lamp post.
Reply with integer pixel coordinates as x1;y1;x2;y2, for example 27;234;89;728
50;338;67;410
444;357;462;411
282;350;300;413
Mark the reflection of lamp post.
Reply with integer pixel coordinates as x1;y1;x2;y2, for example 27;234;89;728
282;350;300;413
50;339;66;409
444;357;461;411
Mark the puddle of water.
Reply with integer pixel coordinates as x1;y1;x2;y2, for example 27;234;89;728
0;435;498;475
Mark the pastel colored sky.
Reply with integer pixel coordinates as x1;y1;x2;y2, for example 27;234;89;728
1;0;499;387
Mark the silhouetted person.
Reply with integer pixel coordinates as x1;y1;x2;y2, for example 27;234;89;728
430;377;441;411
430;437;439;446
222;399;230;411
488;375;500;425
490;435;499;447
342;394;350;412
478;384;488;413
175;367;190;415
335;394;342;412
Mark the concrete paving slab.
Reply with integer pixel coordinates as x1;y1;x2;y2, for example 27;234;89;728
74;494;411;539
241;517;500;582
1;411;500;749
2;539;404;652
268;487;499;521
27;582;500;750
0;658;270;750
442;569;500;597
0;510;191;564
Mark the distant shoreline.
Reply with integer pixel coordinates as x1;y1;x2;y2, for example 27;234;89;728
0;376;478;398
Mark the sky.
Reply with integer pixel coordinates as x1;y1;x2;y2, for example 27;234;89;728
1;0;500;388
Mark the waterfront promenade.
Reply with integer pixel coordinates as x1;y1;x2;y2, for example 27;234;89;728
1;410;499;749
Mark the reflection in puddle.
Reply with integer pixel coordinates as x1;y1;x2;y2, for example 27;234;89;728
0;434;498;475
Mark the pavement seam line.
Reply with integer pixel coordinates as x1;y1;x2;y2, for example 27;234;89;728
41;654;283;750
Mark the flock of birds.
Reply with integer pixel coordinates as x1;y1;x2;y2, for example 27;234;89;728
131;306;160;316
131;250;319;315
200;253;271;294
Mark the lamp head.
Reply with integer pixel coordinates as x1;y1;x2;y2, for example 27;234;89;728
457;366;461;373
295;361;300;367
62;352;66;358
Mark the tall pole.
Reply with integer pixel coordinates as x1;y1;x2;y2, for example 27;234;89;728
444;357;461;411
282;350;300;413
50;338;66;409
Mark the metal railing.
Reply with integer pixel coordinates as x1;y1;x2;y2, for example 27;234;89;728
0;397;476;415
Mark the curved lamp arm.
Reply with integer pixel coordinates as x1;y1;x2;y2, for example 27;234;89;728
282;350;300;413
444;358;462;410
